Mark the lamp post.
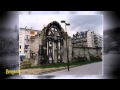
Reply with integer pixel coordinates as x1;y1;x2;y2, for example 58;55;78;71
61;20;70;71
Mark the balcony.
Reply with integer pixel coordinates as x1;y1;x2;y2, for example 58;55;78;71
94;40;98;43
24;41;30;45
30;36;36;39
94;37;98;40
25;38;30;41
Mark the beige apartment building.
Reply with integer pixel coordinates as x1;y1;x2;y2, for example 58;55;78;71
19;27;39;58
72;30;102;48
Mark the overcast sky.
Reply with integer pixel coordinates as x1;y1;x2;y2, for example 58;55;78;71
19;13;103;37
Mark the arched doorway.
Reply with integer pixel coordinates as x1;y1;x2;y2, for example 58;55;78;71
40;21;65;64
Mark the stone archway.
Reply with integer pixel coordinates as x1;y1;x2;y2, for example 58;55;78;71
40;21;65;64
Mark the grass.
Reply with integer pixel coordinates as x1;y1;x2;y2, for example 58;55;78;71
21;59;101;69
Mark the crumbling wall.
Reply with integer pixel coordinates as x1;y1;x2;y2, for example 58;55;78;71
30;31;44;66
62;37;72;63
61;39;67;63
72;47;102;61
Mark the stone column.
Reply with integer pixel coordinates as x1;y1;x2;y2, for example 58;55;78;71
47;40;48;55
54;43;57;63
58;41;60;60
52;42;54;62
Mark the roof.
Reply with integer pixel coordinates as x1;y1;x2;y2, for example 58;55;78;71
20;28;40;32
94;33;102;37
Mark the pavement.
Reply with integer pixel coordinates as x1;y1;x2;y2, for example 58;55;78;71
43;61;102;75
7;51;120;79
104;52;120;77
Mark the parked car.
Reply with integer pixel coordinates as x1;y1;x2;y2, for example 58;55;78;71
19;54;25;61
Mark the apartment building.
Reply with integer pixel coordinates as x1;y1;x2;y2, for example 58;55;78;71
94;33;103;47
72;30;95;47
19;27;38;58
72;30;103;48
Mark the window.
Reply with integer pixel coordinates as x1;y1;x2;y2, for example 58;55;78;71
49;41;52;46
49;49;52;54
25;45;29;49
25;31;29;34
20;45;21;49
84;33;86;37
74;36;76;39
77;36;78;39
48;31;51;35
50;41;52;44
25;50;27;53
25;35;29;40
55;28;57;31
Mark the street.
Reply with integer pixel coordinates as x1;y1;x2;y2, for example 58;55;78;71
43;62;102;75
7;53;120;79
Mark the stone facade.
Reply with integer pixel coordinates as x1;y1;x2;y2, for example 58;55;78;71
30;21;72;66
72;47;102;61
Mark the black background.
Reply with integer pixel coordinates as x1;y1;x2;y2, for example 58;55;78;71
0;1;120;79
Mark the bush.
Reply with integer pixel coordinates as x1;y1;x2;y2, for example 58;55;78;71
72;56;87;63
90;56;101;61
20;61;31;69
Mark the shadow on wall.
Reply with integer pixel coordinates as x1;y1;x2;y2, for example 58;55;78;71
0;27;19;79
104;27;120;54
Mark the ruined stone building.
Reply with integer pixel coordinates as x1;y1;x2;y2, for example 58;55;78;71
30;21;72;65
